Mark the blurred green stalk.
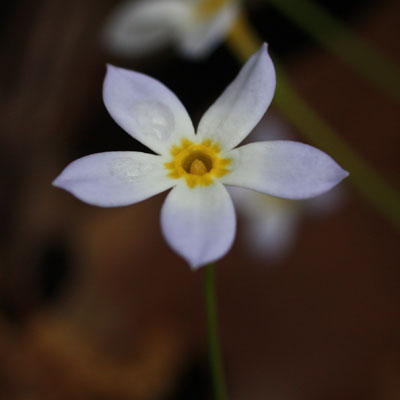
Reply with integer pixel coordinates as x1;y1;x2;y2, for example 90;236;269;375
205;263;227;400
268;0;400;101
274;68;400;228
226;14;400;229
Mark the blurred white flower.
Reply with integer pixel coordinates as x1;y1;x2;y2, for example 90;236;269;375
103;0;241;59
231;114;345;261
53;45;348;269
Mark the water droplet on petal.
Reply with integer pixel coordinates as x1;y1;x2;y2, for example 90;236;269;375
111;157;155;182
132;101;175;142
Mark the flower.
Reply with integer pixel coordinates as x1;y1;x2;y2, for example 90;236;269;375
53;45;348;269
230;113;344;261
102;0;240;59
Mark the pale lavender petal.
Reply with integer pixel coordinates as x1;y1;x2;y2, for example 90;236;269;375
221;141;349;199
161;181;236;269
196;44;276;150
103;65;195;155
53;152;173;207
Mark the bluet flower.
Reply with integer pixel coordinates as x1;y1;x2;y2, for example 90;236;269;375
103;0;240;59
53;45;348;268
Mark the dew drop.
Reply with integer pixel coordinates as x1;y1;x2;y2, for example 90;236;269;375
132;101;175;142
111;157;155;182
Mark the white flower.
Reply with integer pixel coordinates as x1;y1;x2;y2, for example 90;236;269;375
53;45;348;269
231;113;344;261
102;0;240;59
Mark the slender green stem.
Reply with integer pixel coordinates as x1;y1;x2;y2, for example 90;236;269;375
273;68;400;229
205;263;227;400
268;0;400;101
225;13;400;230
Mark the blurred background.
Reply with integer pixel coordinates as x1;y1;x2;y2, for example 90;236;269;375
1;0;399;398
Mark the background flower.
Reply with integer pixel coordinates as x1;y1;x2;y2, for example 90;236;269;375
103;0;240;59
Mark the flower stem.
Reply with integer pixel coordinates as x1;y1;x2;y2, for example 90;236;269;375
205;263;227;400
225;13;400;230
268;0;400;101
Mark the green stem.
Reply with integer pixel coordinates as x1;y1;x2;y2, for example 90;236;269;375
274;68;400;228
205;263;227;400
268;0;400;101
226;13;400;230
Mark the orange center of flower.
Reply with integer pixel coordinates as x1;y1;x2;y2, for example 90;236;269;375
189;159;208;175
165;138;231;188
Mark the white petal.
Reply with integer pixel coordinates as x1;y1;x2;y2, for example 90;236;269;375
221;141;349;199
103;64;195;155
103;0;190;57
177;1;240;59
161;181;236;269
53;152;174;207
196;44;276;151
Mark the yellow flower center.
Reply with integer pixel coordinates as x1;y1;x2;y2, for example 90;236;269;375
195;0;231;19
165;138;231;188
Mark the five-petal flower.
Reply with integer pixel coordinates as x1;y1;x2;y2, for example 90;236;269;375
53;44;348;269
103;0;240;59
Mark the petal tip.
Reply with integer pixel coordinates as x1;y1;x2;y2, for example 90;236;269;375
105;63;132;79
187;256;218;271
321;161;349;196
105;63;122;75
174;250;211;271
259;42;271;57
52;174;64;189
338;167;350;182
188;259;205;271
333;162;349;182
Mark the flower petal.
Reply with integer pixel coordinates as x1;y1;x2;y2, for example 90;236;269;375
177;1;240;59
103;0;190;57
196;44;276;151
161;181;236;269
53;152;174;207
103;64;195;155
221;141;349;199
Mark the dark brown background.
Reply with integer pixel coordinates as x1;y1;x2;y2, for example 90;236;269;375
0;0;399;399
